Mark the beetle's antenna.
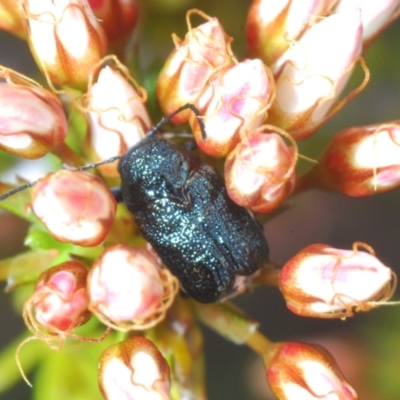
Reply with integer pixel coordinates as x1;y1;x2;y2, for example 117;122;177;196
71;155;122;172
70;105;206;172
0;105;206;202
0;155;123;201
148;103;207;141
0;179;41;201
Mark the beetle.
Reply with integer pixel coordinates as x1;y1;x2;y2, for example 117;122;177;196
0;104;269;303
116;104;269;303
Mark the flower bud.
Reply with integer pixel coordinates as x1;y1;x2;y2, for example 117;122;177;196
266;342;358;400
246;0;337;64
23;261;90;336
87;245;178;331
335;0;400;44
88;0;138;50
224;127;296;213
0;0;25;38
157;11;235;124
0;82;68;159
311;123;400;197
85;64;151;177
269;10;363;140
99;336;171;400
279;243;396;318
191;58;273;157
31;170;117;246
21;0;107;89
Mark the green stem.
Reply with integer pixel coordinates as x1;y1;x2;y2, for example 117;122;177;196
252;267;281;287
51;142;83;167
292;169;318;196
192;301;259;345
245;330;274;358
193;301;277;360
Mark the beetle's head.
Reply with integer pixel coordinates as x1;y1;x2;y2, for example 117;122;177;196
118;136;192;212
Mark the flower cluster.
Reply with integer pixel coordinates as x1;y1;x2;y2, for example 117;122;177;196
0;1;399;399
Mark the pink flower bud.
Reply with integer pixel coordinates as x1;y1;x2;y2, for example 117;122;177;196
246;0;337;64
23;261;90;336
85;64;151;177
31;170;117;246
0;0;25;38
99;336;170;400
157;11;235;124
266;342;358;400
224;126;297;213
0;82;68;159
269;10;363;140
87;245;178;331
335;0;400;44
22;0;107;89
279;243;396;318
191;58;273;157
88;0;138;50
312;123;400;197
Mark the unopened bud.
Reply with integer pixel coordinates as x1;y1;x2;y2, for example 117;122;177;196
157;10;235;124
31;170;117;246
23;261;90;336
87;245;178;331
269;10;363;140
88;0;138;50
0;0;25;38
279;243;396;318
191;58;273;157
224;126;296;213
313;122;400;197
22;0;107;89
0;82;68;159
85;64;151;177
335;0;400;44
266;341;358;400
246;0;337;64
99;336;170;400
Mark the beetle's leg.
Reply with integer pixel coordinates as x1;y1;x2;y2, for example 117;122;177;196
254;218;264;232
183;140;197;152
110;187;124;203
147;103;207;140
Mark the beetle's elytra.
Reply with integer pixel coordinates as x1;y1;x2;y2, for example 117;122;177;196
118;135;269;303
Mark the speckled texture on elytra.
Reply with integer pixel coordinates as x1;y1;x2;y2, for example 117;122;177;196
119;137;269;303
